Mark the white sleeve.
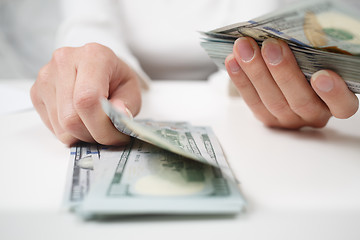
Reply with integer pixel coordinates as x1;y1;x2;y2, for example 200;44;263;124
56;0;150;88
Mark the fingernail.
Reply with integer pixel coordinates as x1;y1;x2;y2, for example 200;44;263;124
112;99;134;119
312;70;334;92
228;56;241;73
124;107;133;120
262;38;283;65
236;37;255;62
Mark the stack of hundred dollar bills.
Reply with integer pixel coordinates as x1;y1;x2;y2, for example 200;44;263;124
64;99;245;219
200;0;360;94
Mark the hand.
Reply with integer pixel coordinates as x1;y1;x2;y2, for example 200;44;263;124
225;37;359;129
31;43;141;145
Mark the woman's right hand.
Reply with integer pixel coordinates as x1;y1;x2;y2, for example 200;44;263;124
31;43;142;146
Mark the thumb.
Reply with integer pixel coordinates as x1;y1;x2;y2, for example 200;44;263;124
111;99;134;119
109;68;142;118
311;70;359;119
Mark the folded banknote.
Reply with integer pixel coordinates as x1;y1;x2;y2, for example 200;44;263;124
63;100;245;218
201;0;360;93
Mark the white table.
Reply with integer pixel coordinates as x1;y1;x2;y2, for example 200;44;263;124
1;79;360;240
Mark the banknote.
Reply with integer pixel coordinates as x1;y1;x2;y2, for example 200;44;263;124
101;98;228;169
200;0;360;93
79;137;244;217
211;0;360;53
64;102;245;218
63;143;100;209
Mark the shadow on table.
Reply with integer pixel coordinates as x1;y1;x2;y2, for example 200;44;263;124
85;212;244;223
270;127;360;150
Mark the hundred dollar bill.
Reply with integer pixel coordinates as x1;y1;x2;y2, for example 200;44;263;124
63;143;100;209
212;0;360;54
63;100;244;217
200;0;360;93
79;137;244;217
101;98;228;169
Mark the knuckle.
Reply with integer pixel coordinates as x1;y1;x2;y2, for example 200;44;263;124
232;76;251;90
29;84;44;110
290;98;319;116
59;112;82;133
267;100;289;115
35;65;53;93
82;43;116;69
52;47;73;65
249;71;265;84
37;65;50;83
73;88;99;112
276;76;293;88
82;43;111;58
83;42;103;51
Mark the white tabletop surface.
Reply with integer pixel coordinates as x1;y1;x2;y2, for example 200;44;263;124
1;78;360;240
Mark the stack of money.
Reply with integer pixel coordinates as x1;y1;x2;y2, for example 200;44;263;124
63;99;245;219
200;0;360;93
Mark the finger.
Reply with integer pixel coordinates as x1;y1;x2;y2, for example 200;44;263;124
225;54;279;126
109;59;141;117
53;47;95;143
46;100;79;145
30;81;54;133
261;38;331;127
73;44;131;145
34;67;78;145
32;64;78;144
233;37;301;127
311;70;359;119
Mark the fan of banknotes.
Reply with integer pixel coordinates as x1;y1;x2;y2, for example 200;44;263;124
200;0;360;94
63;99;245;219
